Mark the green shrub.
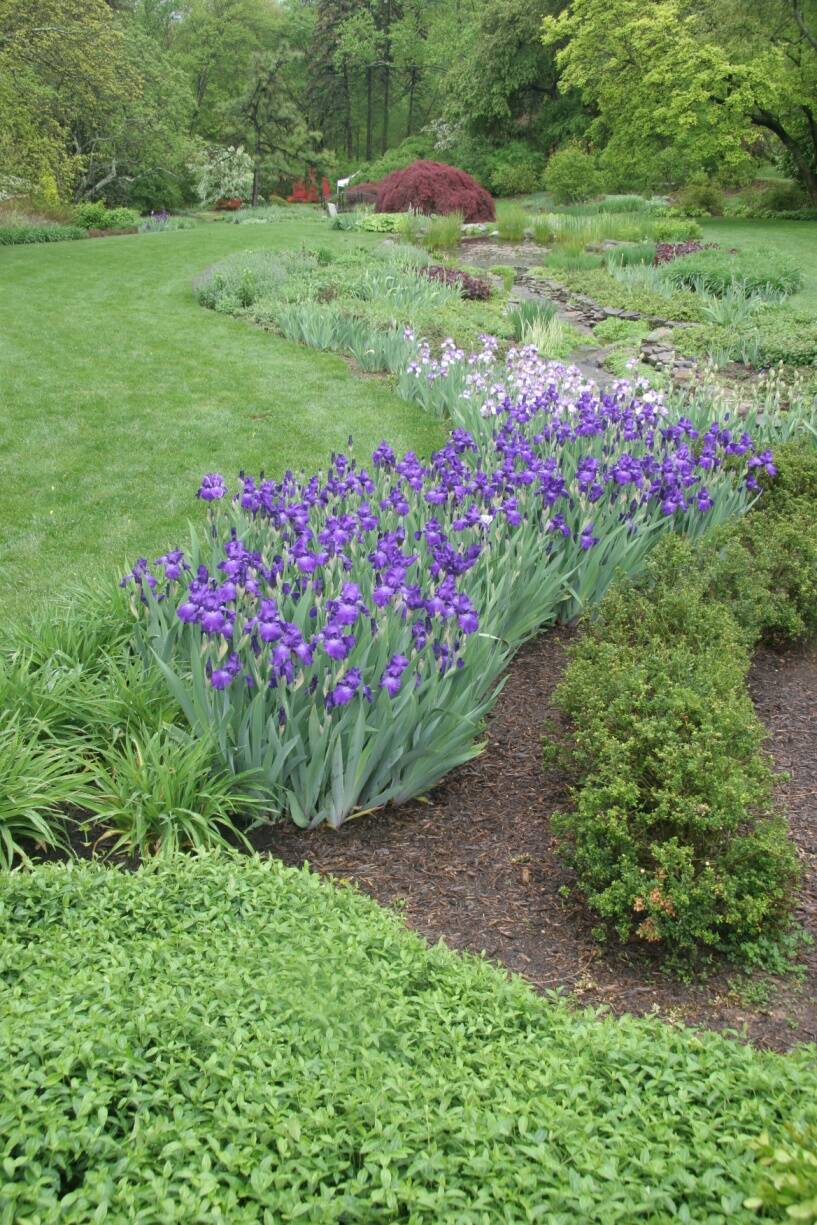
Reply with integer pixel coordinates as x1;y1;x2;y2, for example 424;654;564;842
104;206;140;229
495;201;528;241
756;181;808;211
3;853;816;1222
486;142;544;196
674;182;725;216
706;517;817;646
759;440;817;509
74;202;140;230
75;200;109;228
543;145;600;204
592;316;649;344
660;248;802;298
0;224;86;245
653;218;704;242
552;554;799;961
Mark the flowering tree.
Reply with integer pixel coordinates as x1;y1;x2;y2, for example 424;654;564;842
190;144;254;205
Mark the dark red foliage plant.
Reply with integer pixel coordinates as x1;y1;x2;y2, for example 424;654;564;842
654;241;719;265
376;161;495;223
421;265;492;300
345;181;381;206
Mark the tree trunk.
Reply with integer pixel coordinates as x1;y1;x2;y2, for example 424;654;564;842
365;66;373;160
342;63;353;159
751;109;817;204
406;67;416;137
381;0;391;154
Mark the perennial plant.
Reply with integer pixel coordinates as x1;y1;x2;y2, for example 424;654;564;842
124;357;769;830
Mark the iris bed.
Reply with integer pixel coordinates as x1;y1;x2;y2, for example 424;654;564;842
123;351;773;830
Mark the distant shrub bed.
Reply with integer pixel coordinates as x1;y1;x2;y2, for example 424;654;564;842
75;202;140;230
3;854;816;1223
0;223;86;245
552;444;817;962
195;242;508;351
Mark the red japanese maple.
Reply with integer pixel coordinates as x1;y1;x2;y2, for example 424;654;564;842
375;161;495;222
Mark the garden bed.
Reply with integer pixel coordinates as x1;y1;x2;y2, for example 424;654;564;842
256;629;817;1052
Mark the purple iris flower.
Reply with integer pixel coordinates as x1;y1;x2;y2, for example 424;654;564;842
198;473;227;502
326;667;362;709
579;524;598;551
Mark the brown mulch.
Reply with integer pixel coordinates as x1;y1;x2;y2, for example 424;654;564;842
253;628;817;1053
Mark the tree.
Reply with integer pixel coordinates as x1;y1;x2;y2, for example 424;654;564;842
221;43;321;204
543;0;817;200
0;0;132;193
442;0;584;148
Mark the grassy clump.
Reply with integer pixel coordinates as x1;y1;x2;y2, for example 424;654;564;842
495;201;528;241
538;247;605;272
423;210;463;251
2;853;816;1222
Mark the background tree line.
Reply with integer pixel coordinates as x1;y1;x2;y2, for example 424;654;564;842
1;0;815;207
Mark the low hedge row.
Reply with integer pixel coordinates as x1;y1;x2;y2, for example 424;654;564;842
2;854;816;1222
0;224;87;246
551;445;817;962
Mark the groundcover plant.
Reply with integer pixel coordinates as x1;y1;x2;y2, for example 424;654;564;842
124;358;769;829
2;854;816;1224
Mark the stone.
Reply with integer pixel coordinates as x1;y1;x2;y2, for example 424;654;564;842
645;326;674;342
672;367;695;383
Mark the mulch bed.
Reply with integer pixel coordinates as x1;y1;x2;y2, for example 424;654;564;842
254;629;817;1053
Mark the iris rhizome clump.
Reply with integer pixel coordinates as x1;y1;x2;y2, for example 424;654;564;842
124;354;775;829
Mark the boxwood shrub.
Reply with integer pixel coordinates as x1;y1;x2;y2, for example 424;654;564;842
2;854;816;1223
551;560;799;959
552;446;817;962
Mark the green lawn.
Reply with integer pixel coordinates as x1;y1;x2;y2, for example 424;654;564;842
0;217;443;621
701;217;817;310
